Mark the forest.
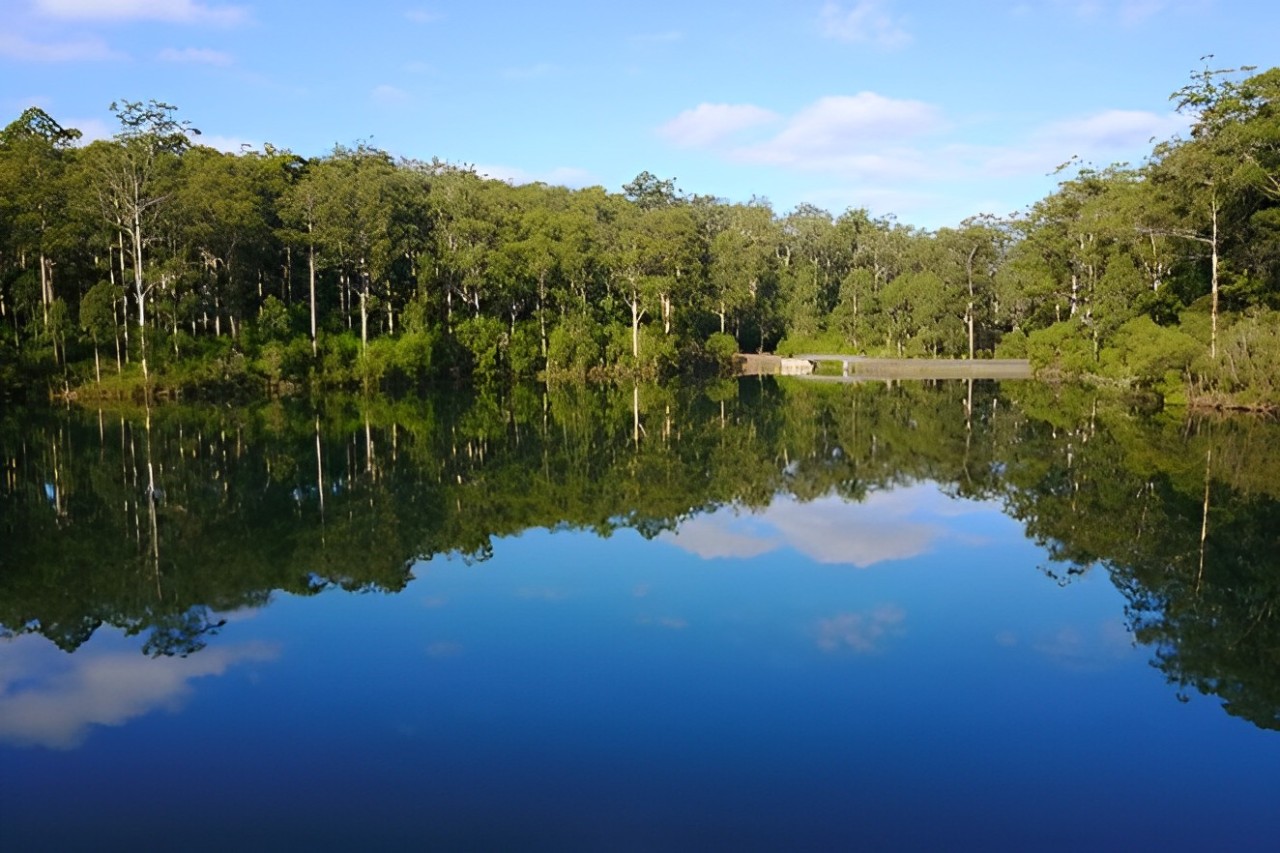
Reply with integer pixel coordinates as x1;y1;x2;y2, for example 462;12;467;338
1;64;1279;408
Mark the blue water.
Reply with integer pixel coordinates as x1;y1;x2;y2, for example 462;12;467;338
3;482;1278;851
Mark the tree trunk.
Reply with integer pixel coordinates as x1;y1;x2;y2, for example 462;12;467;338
308;237;317;358
39;251;51;329
130;215;149;383
538;271;548;358
359;288;369;355
1210;194;1220;360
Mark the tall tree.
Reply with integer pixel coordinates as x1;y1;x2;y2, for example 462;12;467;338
91;100;197;382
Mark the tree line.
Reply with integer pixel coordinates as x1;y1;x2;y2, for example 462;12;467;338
2;64;1279;406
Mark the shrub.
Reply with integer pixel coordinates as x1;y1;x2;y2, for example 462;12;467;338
454;315;507;379
548;313;604;377
1026;320;1094;376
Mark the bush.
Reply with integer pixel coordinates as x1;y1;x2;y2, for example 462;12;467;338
994;328;1028;359
775;330;852;357
508;321;542;378
548;313;604;377
1191;309;1280;407
704;332;739;374
1026;320;1094;376
1100;316;1199;392
319;333;361;387
454;315;507;380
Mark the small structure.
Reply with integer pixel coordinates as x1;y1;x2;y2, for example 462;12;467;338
735;353;1031;380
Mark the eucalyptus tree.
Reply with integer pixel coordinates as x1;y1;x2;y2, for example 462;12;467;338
708;201;780;348
1149;63;1266;358
777;203;839;339
90;100;198;381
279;156;327;356
935;215;1006;358
304;144;406;352
622;170;681;210
498;183;572;357
80;280;120;381
0;108;81;349
172;146;278;340
429;166;507;328
642;204;702;336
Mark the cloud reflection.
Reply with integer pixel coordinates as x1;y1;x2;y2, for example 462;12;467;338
816;605;906;653
0;635;277;749
1030;619;1135;671
661;484;992;568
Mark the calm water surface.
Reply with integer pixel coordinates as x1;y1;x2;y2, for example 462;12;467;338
2;380;1279;850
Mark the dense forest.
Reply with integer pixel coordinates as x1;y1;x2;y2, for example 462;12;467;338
4;380;1279;728
2;65;1279;407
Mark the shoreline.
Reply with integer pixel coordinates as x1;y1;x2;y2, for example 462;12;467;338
735;354;1033;381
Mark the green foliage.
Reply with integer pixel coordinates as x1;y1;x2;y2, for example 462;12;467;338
508;321;542;378
255;295;291;343
454;315;507;380
775;330;853;357
548;313;604;378
320;333;361;386
994;328;1028;358
1190;310;1280;407
704;332;738;374
1100;316;1200;392
1026;320;1095;376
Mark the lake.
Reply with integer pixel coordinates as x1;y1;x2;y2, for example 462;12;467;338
3;378;1279;850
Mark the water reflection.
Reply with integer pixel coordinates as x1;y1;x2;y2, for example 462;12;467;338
0;632;277;749
661;484;991;567
1;379;1279;736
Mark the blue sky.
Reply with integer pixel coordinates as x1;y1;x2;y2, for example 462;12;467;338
2;0;1275;228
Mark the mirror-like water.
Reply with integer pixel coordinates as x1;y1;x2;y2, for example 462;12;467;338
3;379;1279;850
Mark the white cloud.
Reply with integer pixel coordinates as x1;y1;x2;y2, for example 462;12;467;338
35;0;248;26
816;605;906;652
157;46;233;66
474;163;596;188
658;515;780;560
372;84;411;105
1031;619;1134;671
731;93;943;176
662;485;994;569
658;103;780;148
819;1;912;48
1035;108;1187;150
0;635;277;749
0;33;122;61
959;108;1189;180
762;493;942;566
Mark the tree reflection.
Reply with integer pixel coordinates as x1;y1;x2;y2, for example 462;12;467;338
2;381;1279;729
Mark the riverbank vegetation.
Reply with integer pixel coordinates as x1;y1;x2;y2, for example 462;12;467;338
2;64;1279;409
